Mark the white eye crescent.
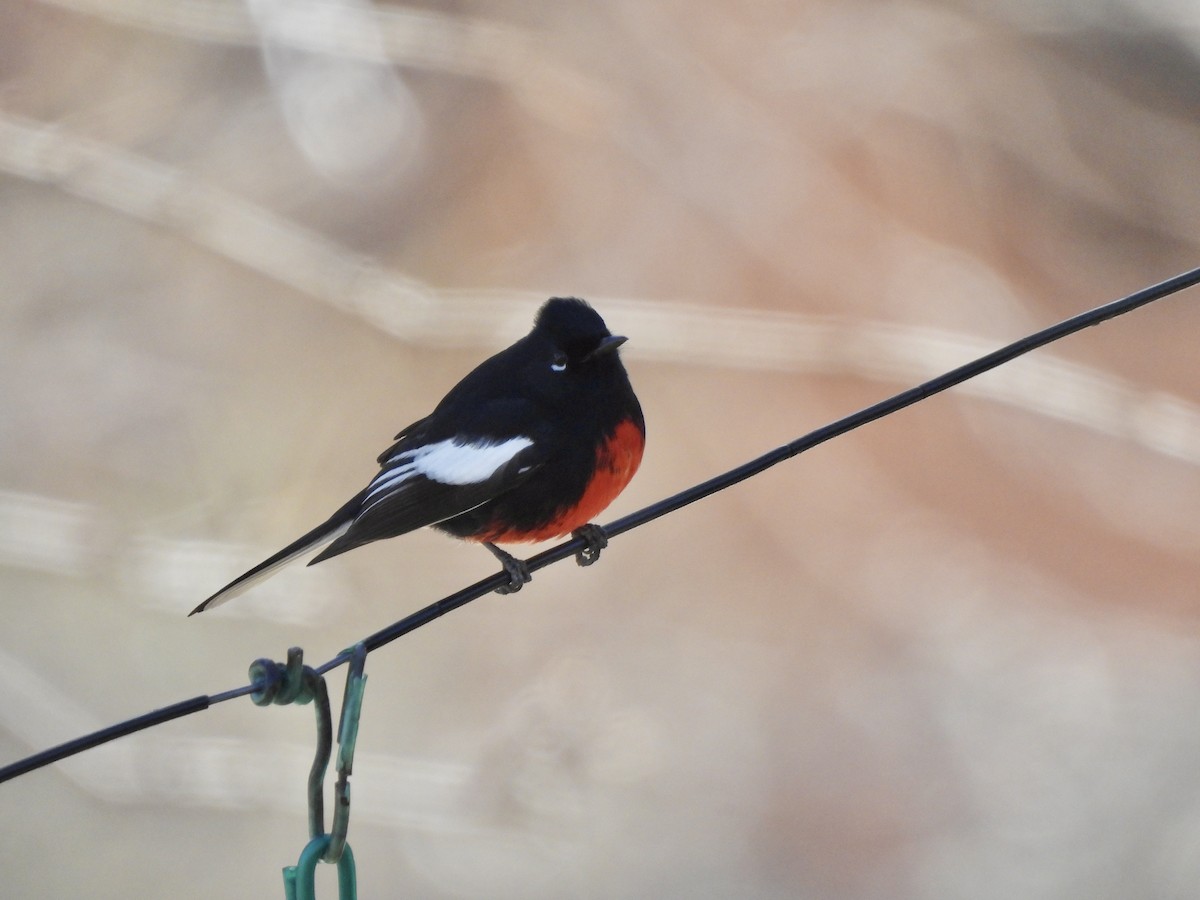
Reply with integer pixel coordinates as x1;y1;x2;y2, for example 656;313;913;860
550;353;568;372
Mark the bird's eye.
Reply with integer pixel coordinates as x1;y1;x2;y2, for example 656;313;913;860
550;352;568;373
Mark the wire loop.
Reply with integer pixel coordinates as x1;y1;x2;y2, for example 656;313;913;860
250;643;368;886
250;646;320;707
326;643;368;864
283;835;357;900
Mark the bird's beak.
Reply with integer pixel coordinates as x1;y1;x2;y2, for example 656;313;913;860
584;334;628;361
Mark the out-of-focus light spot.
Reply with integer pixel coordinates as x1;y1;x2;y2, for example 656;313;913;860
248;0;424;186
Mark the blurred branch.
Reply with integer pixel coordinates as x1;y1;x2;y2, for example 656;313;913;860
34;0;614;132
1;108;1198;467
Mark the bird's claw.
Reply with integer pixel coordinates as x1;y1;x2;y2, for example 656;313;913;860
572;524;608;567
486;543;532;594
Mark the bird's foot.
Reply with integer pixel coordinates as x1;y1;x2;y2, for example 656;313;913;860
485;543;532;594
572;524;608;567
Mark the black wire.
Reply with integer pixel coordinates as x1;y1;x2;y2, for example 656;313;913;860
0;696;212;783
2;265;1198;785
602;265;1200;536
0;682;262;784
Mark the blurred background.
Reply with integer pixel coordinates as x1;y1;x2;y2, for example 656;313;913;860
2;0;1200;897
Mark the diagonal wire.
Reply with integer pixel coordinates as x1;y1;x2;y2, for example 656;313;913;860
1;265;1198;785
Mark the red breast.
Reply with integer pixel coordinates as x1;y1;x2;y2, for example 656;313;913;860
472;417;645;543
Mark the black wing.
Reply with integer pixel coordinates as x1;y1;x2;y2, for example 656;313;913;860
310;431;546;563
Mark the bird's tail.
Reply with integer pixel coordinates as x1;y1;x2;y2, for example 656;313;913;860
188;493;363;615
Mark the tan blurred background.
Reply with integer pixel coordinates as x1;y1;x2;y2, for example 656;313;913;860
3;0;1200;897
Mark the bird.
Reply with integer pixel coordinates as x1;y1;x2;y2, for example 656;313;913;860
190;297;644;615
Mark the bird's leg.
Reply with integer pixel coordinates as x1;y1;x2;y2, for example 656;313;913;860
485;543;531;594
572;524;608;567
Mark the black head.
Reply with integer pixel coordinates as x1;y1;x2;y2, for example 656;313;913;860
417;297;639;445
500;296;631;405
534;297;625;363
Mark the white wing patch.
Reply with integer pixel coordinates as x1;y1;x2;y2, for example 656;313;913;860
363;435;534;509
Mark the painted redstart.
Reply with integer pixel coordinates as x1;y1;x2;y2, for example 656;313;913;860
190;297;644;614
